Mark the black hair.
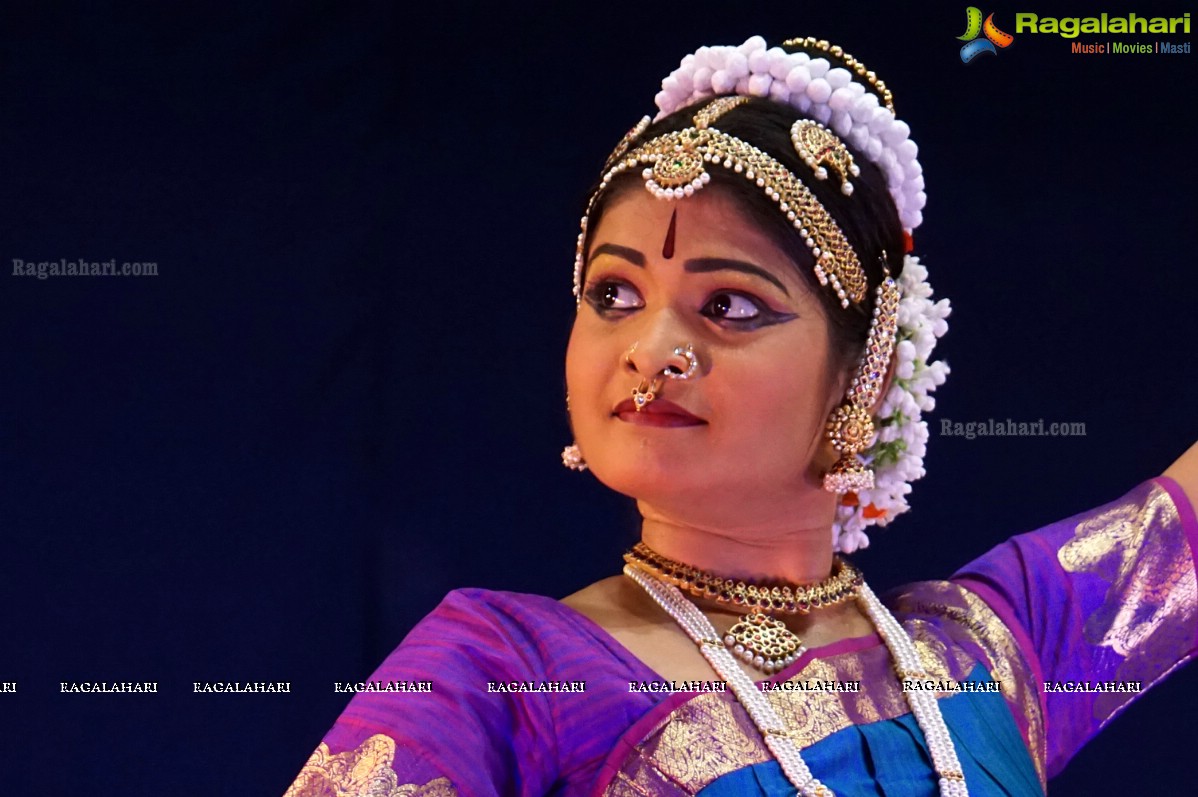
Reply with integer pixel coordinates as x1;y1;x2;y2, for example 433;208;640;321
580;97;905;379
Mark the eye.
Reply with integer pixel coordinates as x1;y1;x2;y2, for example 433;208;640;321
584;280;643;313
702;291;762;321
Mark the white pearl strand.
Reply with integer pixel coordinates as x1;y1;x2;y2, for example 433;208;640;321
624;564;969;797
625;565;829;796
858;581;968;797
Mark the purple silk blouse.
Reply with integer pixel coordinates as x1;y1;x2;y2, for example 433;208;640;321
282;477;1198;796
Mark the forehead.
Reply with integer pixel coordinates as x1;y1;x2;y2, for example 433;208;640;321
591;186;774;251
586;186;813;295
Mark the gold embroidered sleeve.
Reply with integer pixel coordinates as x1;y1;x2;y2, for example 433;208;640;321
952;477;1198;777
283;734;457;797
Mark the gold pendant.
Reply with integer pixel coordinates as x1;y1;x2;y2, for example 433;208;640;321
724;612;805;674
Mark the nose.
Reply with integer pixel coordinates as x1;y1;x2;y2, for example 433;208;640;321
624;311;704;380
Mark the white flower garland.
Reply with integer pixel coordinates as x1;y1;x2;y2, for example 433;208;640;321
833;256;950;553
653;36;926;230
648;37;951;552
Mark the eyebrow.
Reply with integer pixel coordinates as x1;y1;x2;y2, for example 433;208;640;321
588;243;790;296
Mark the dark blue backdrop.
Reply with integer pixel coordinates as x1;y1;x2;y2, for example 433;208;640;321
2;1;1196;793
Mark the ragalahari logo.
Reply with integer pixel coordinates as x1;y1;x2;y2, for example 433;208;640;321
958;7;1015;62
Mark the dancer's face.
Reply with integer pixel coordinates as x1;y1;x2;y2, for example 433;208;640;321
565;186;849;515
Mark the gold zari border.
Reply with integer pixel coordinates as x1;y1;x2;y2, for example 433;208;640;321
283;734;457;797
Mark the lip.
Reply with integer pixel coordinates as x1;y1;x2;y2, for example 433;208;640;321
612;398;706;427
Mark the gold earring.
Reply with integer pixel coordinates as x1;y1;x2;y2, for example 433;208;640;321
823;270;900;494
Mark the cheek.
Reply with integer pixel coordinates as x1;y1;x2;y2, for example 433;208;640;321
712;340;837;452
564;324;586;402
565;320;611;414
760;374;825;443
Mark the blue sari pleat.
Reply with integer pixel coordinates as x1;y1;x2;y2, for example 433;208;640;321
696;667;1042;797
934;668;1043;796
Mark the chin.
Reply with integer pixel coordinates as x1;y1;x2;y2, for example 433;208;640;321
585;450;709;502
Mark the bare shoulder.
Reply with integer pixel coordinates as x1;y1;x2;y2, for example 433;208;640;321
561;575;661;630
1164;439;1198;512
560;575;680;650
561;574;726;682
560;575;623;608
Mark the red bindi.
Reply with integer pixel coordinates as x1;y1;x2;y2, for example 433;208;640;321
662;209;678;259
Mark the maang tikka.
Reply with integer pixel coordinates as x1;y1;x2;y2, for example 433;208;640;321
575;95;868;310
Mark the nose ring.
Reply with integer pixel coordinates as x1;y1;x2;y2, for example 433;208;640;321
626;342;701;411
631;376;664;412
662;344;699;380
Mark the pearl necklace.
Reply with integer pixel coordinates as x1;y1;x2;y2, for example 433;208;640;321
624;563;969;797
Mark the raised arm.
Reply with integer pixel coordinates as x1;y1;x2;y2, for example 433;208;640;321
1164;438;1198;512
952;472;1198;779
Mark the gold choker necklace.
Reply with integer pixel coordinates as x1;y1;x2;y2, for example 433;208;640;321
624;543;862;673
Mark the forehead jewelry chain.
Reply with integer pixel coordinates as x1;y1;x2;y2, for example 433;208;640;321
575;96;868;310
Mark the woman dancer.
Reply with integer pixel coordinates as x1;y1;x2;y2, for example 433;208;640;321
283;35;1198;796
